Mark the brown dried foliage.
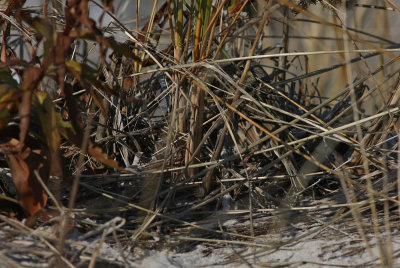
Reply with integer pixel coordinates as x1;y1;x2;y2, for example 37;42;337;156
0;0;132;221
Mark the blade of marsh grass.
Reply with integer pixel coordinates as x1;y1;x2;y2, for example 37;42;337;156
128;46;400;79
185;0;223;177
184;0;208;177
294;18;396;45
278;5;289;81
138;0;159;71
212;0;250;59
202;0;212;35
339;5;382;261
172;0;183;61
379;1;400;13
183;0;194;63
134;0;140;80
202;0;229;58
203;7;269;193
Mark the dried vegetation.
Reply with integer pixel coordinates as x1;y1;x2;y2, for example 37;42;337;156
1;0;400;266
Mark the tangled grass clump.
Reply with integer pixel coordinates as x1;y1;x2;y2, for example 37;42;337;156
1;0;400;266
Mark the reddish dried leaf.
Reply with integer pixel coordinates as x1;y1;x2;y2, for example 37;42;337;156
228;0;247;13
24;209;56;228
102;0;114;13
88;146;123;171
90;88;108;116
125;96;143;103
0;0;27;25
2;139;49;218
64;0;83;35
19;67;42;145
1;22;10;63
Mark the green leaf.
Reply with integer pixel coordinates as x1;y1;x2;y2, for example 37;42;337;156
66;59;117;96
22;16;54;41
56;114;74;131
0;67;19;88
0;108;10;129
33;91;60;154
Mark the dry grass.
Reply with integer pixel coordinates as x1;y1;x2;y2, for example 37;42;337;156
1;0;400;266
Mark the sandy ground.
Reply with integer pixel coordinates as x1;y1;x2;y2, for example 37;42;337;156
2;208;400;267
135;222;400;267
